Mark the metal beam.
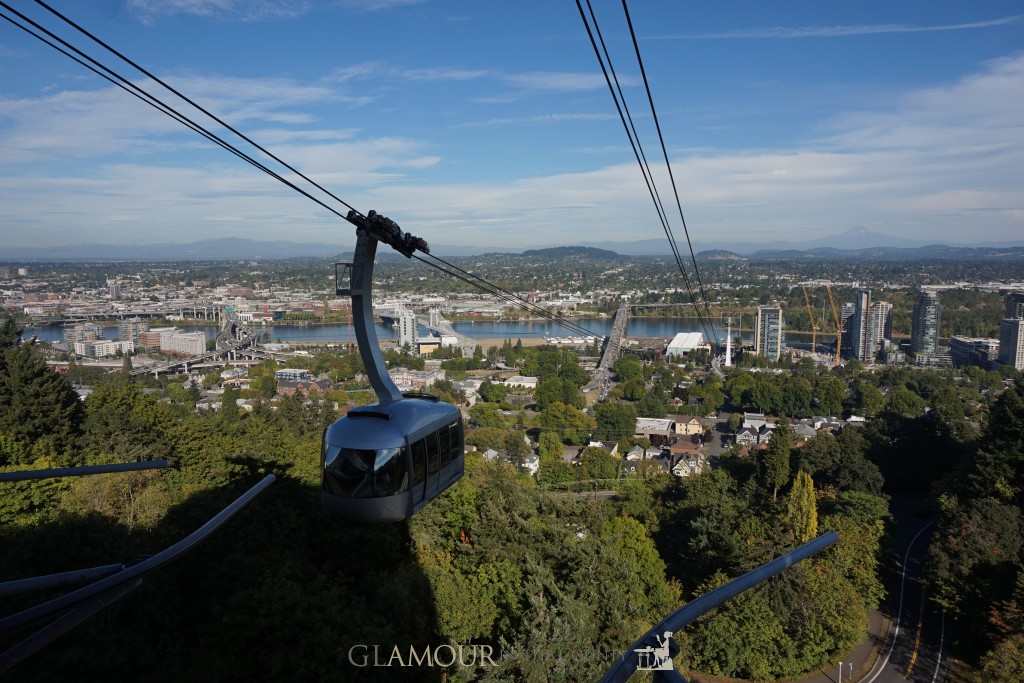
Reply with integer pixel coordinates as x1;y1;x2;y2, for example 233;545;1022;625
0;474;275;635
0;460;171;483
601;531;839;682
0;579;142;675
0;564;124;598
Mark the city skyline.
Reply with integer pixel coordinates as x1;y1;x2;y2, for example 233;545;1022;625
0;1;1022;249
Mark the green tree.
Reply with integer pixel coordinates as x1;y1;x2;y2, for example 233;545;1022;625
579;446;618;480
505;430;531;468
761;419;793;502
613;356;643;382
814;376;847;417
981;635;1024;683
887;385;926;418
637;392;666;418
593;401;636;443
469;402;510;429
539;401;594;445
538;431;562;460
0;345;83;464
852;381;884;417
534;376;563;410
786;470;818;542
221;385;240;422
620;378;646;401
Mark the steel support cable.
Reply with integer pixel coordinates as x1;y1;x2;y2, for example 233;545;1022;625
414;253;606;339
37;0;699;349
412;258;604;342
0;5;357;229
572;0;713;344
1;4;613;341
0;580;143;675
620;0;718;344
417;256;598;338
0;564;124;598
581;0;691;299
581;0;715;347
33;0;363;218
577;0;708;341
29;0;619;342
0;474;275;636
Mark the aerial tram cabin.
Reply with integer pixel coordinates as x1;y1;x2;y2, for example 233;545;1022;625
321;211;464;522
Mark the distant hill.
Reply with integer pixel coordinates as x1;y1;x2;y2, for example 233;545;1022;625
697;249;745;261
519;246;621;260
5;234;1024;262
750;244;1024;261
0;238;349;262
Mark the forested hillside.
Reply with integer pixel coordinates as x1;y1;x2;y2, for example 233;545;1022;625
5;312;1020;681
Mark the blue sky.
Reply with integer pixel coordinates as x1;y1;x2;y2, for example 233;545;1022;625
0;0;1022;250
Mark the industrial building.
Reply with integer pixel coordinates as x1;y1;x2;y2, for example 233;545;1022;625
665;332;708;359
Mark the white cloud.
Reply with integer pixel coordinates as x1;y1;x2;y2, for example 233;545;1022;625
334;0;425;10
453;112;617;128
127;0;312;22
324;62;629;93
1;54;1022;248
0;74;357;162
503;71;633;91
649;15;1022;40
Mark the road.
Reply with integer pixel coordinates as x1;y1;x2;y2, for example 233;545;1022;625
857;503;946;683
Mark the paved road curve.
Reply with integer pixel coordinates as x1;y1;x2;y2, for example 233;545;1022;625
858;506;946;683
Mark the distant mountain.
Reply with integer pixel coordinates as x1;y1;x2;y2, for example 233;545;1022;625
697;249;745;261
0;238;349;261
5;233;1024;263
519;246;621;260
750;244;1024;261
581;228;1024;256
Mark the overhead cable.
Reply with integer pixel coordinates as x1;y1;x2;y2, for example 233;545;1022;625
572;0;715;344
619;0;718;343
0;4;602;340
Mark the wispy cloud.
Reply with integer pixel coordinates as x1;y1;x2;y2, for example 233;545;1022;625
453;113;617;128
335;0;425;10
127;0;312;23
324;62;631;92
648;15;1022;40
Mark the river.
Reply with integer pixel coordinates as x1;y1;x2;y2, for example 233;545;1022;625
26;318;834;349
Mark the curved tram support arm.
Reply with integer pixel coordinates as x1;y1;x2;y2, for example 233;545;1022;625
348;228;403;404
602;531;839;682
342;209;429;406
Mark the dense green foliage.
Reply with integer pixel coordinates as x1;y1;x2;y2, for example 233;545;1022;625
926;380;1024;675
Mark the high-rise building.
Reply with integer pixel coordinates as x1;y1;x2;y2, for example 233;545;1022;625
397;306;418;349
108;279;122;301
64;322;101;344
950;336;1000;369
999;319;1024;371
839;302;855;356
1004;291;1024;320
911;289;942;356
754;305;783;361
849;289;873;362
118;317;149;344
868;301;893;356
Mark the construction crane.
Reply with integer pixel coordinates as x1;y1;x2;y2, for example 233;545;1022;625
824;285;842;367
800;286;817;354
